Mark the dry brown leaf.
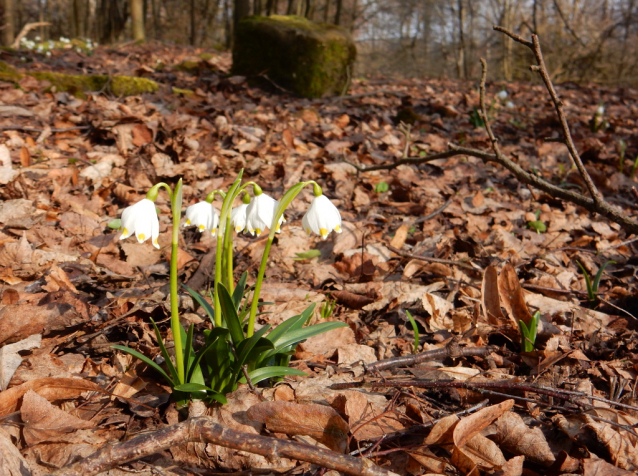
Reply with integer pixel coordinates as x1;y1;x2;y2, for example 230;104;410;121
0;377;105;418
389;225;410;250
332;290;377;310
407;449;447;474
492;410;556;467
331;390;403;442
21;390;94;446
482;265;506;325
20;146;30;167
0;334;41;390
497;263;533;327
132;123;153;146
42;265;79;293
583;457;636;476
453;400;514;449
111;370;147;400
0;427;31;475
492;456;524;476
451;433;505;474
247;401;349;453
0;300;84;345
425;414;459;446
581;413;638;470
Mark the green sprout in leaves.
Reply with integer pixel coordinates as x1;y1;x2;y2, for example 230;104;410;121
576;260;615;302
406;310;419;354
518;311;540;353
375;182;389;193
320;298;336;319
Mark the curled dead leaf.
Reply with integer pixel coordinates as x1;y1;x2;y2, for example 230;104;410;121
482;265;506;325
247;401;349;453
497;264;533;327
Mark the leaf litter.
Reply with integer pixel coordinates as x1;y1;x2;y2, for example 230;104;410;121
0;43;637;475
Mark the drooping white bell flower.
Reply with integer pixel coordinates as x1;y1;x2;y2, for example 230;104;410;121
497;90;508;100
184;201;219;234
302;195;342;240
245;193;284;237
120;198;160;249
231;203;249;233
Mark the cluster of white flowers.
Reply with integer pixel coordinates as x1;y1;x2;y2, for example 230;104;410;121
119;189;342;248
18;36;96;53
20;37;36;50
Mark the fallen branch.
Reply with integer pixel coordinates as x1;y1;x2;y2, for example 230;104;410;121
386;243;481;271
365;342;498;373
12;22;51;49
350;28;638;235
50;416;399;476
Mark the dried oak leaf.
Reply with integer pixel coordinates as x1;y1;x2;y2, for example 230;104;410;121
583;457;636;476
449;400;513;473
482;265;506;325
332;290;377;310
0;377;104;418
247;401;349;453
492;410;555;467
0;427;30;476
497;263;533;327
21;390;94;446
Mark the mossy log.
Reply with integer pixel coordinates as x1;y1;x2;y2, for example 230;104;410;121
232;15;356;98
0;61;159;97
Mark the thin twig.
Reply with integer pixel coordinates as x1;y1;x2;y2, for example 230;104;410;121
365;343;498;373
386;243;481;271
347;150;462;173
50;417;399;476
413;198;453;224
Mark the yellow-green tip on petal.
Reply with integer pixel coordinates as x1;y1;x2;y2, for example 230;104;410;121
138;233;146;241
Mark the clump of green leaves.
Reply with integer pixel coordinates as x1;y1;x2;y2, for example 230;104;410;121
375;182;389;193
320;298;336;319
518;311;540;353
469;107;485;128
183;273;346;397
576;260;615;302
527;210;546;233
618;139;627;175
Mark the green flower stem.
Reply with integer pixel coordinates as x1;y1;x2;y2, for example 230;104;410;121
213;172;244;327
246;180;316;337
247;238;273;337
170;179;185;384
223;216;234;294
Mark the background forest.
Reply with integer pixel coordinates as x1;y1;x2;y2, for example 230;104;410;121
3;0;638;85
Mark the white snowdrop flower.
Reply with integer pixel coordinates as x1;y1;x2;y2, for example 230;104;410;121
245;193;284;237
36;45;43;53
35;35;41;41
45;51;51;58
184;201;219;234
120;198;160;249
505;101;515;109
231;203;249;233
302;195;342;240
596;105;605;115
497;90;508;100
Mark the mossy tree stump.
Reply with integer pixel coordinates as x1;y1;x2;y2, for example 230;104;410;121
232;15;356;98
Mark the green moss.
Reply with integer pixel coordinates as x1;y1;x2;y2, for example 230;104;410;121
0;61;23;82
0;60;158;97
110;76;159;96
198;53;214;61
173;60;201;72
232;15;356;98
172;87;194;97
30;71;108;98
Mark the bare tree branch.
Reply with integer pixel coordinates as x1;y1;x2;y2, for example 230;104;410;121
50;417;399;476
12;22;51;49
351;28;638;235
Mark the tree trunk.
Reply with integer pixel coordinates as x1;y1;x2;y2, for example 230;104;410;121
131;0;145;42
333;0;341;25
2;0;15;46
190;0;196;45
456;0;466;79
234;0;249;30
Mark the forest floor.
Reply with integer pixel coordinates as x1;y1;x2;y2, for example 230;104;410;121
0;42;638;476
